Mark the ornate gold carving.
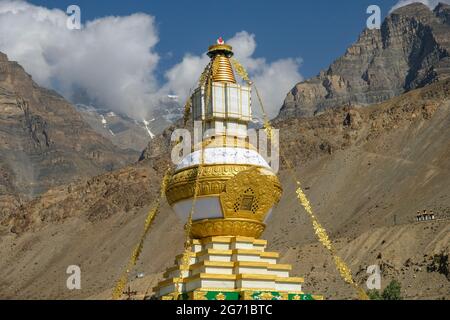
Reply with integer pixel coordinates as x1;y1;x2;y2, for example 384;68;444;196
230;58;250;83
166;165;282;239
198;60;213;88
220;167;282;221
292;294;301;300
242;291;254;301
190;218;265;239
215;292;226;300
193;291;208;300
258;292;274;300
166;164;263;205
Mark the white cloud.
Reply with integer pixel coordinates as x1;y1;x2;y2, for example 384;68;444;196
159;54;209;104
390;0;450;12
0;1;302;120
162;31;303;119
0;0;159;120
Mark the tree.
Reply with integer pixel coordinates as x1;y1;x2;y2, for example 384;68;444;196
366;279;403;300
381;280;402;300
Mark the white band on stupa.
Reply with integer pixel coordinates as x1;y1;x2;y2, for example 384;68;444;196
176;147;271;170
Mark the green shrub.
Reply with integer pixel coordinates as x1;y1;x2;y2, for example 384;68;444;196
381;280;402;300
366;279;402;300
367;289;382;300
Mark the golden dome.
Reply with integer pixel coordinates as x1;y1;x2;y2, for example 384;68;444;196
166;164;282;239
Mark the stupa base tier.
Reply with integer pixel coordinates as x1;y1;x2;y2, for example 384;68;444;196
153;236;322;300
162;290;323;300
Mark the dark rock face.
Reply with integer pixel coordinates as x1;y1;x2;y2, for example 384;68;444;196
435;2;450;25
0;52;136;217
278;3;450;119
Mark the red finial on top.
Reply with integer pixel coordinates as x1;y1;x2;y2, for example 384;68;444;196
217;37;224;45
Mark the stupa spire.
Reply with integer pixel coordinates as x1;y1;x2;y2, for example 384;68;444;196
207;37;236;83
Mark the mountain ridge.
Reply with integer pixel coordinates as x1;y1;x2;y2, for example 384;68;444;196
0;52;138;220
278;2;450;119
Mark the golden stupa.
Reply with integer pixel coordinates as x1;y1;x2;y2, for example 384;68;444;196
153;38;321;300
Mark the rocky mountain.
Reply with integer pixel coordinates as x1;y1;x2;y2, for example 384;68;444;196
75;97;183;152
1;80;448;299
75;104;154;152
0;3;449;300
0;52;137;220
279;2;450;118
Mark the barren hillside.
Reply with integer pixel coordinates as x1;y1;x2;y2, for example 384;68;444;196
1;80;448;299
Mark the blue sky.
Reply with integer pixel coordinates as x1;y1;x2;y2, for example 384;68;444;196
2;0;427;119
28;0;399;79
